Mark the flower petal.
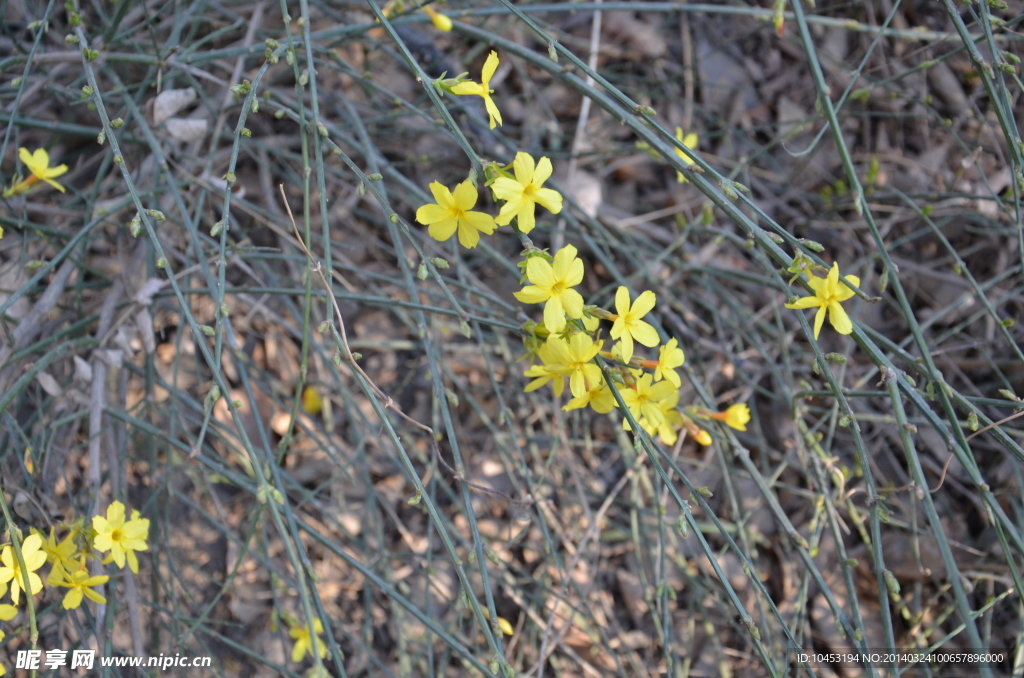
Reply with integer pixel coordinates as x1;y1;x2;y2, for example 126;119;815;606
615;287;630;317
483;94;502;129
828;301;853;334
545;335;571;364
617;334;634;364
526;257;555;289
559;289;584;319
806;274;828;294
427;217;458;243
543;296;566;333
63;588;83;610
456;221;481;248
292;638;309;663
533;156;553;187
513;152;535;185
569;370;586;399
514;285;550;304
834;274;860;301
630;320;660;347
785;296;822;310
490;177;521;203
415;203;452;225
449;82;483;96
532;187;563;214
812;305;827;339
825;262;840;291
42;176;66;193
516;201;536;233
630;290;656;317
550;245;578;280
481;51;499;86
461;210;496;236
428;181;454;209
451;181;478;210
494;196;521;226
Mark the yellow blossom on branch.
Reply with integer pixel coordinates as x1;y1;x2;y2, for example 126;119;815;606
421;4;452;31
609;287;659;364
289;618;329;663
302;385;323;415
621;374;676;429
784;262;859;339
0;534;46;604
92;501;150;573
639;388;684;445
523;339;571;397
450;51;502;129
563;382;615;414
674;128;698;183
3;147;69;198
513;245;585;332
491;152;563;233
652;338;685;387
57;565;108;609
416;180;497;249
550;333;603;398
707;403;751;432
524;334;601;399
34;527;78;585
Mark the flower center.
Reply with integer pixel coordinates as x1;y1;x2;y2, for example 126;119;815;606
111;529;123;542
522;184;537;199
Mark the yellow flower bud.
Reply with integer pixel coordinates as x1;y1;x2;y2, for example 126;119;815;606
423;5;452;31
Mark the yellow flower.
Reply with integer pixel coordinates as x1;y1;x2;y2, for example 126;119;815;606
422;5;452;31
639;388;683;445
784;262;860;339
0;604;15;621
674;129;698;183
724;403;750;431
92;501;150;573
553;333;603;398
56;565;108;610
491;152;563;233
302;386;323;415
652;338;685;387
416;180;497;248
450;51;502;129
610;287;659;364
621;374;676;429
289;618;328;663
525;334;602;399
563;381;615;414
513;245;585;332
708;403;751;432
3;148;69;197
33;527;78;585
0;534;46;604
523;338;571;397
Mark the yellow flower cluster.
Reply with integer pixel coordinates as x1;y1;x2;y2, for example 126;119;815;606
0;502;149;677
416;151;563;248
0;501;148;618
515;244;750;446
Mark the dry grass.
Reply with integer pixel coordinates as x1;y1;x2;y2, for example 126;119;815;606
1;0;1023;676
